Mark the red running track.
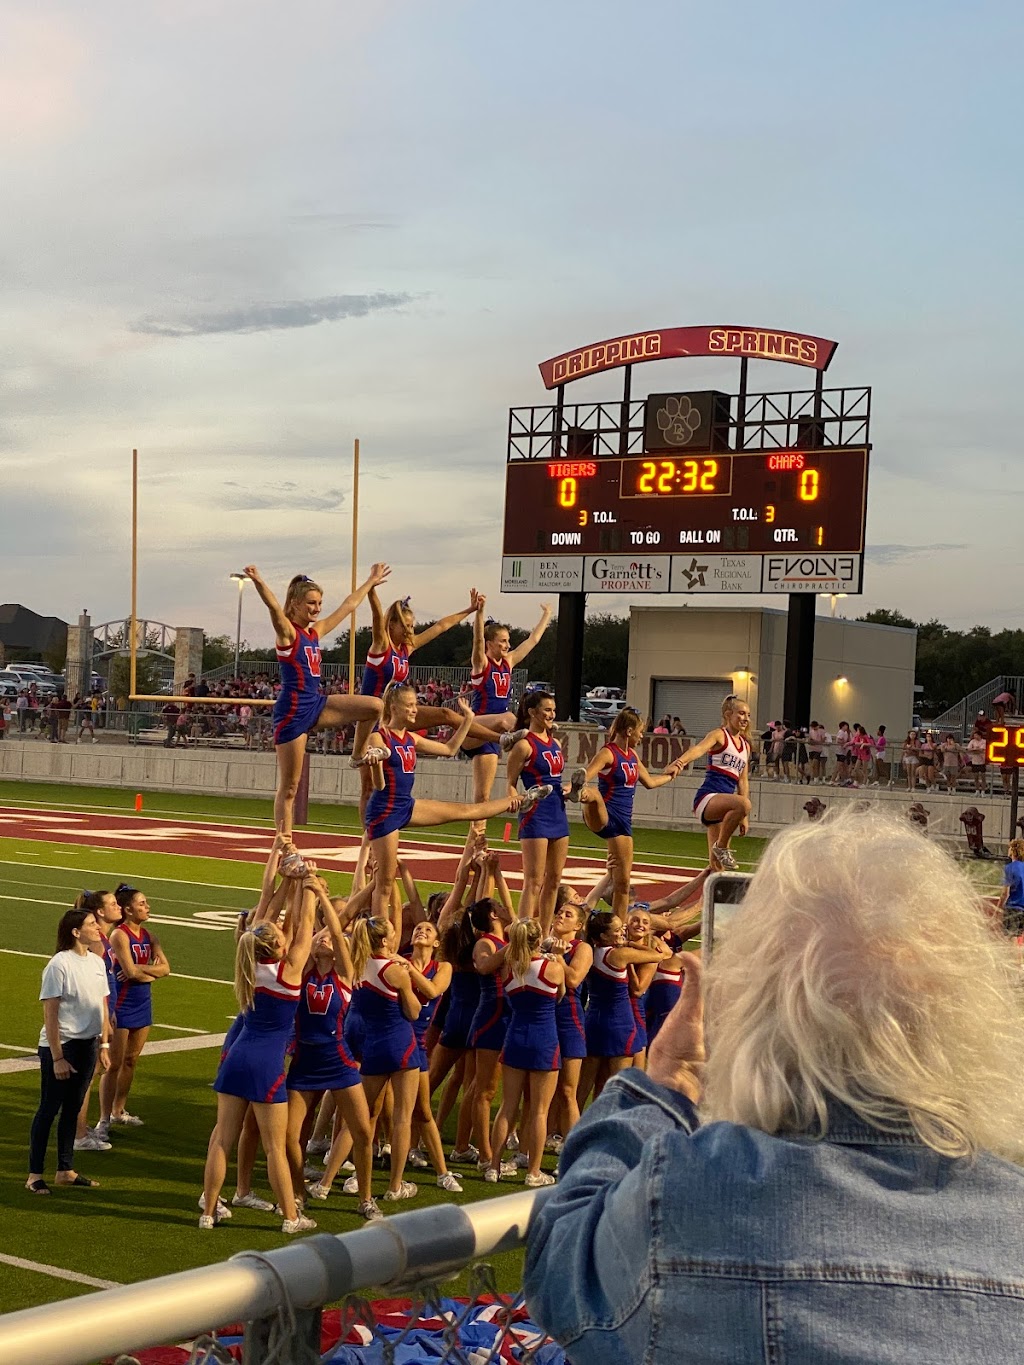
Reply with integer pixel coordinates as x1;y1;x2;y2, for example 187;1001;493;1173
0;807;699;897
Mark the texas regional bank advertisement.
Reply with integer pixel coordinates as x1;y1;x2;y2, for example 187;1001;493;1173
501;554;863;595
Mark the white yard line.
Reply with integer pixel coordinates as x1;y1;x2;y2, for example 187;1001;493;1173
0;1042;37;1053
0;948;232;987
0;1252;121;1290
0;1031;225;1074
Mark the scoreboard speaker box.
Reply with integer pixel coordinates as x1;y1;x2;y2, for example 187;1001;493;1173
644;391;731;453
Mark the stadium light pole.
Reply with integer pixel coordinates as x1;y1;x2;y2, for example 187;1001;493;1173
229;573;249;681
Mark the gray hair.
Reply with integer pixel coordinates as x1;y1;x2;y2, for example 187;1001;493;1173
703;805;1024;1161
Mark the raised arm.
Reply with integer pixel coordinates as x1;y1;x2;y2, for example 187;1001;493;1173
282;879;317;979
471;596;488;673
508;602;553;667
317;885;355;983
437;845;478;933
410;588;481;653
367;586;388;654
244;565;293;647
317;562;392;638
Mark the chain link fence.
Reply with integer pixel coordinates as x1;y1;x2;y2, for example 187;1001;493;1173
0;1191;562;1365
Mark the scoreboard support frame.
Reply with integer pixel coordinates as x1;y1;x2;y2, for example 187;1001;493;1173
506;326;868;726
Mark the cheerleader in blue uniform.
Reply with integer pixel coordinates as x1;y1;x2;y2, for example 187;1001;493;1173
671;694;753;871
578;910;670;1106
403;920;463;1192
466;899;511;1176
98;884;170;1135
567;707;682;918
484;919;565;1187
243;562;392;838
645;948;685;1045
364;682;533;931
349;915;423;1202
548;889;593;1145
624;905;671;1070
286;885;379;1221
430;911;484;1163
505;689;568;931
201;873;318;1234
463;593;552;806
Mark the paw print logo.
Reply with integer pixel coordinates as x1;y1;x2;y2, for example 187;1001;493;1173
656;395;702;447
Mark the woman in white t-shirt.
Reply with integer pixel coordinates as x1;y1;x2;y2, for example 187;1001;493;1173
26;908;112;1194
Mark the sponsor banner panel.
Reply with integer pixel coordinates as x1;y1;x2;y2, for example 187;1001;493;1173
583;556;671;593
670;554;762;593
500;556;584;592
761;554;862;594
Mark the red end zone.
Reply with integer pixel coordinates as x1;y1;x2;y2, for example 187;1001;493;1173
0;808;701;897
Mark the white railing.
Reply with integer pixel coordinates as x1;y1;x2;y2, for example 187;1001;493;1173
0;1189;547;1365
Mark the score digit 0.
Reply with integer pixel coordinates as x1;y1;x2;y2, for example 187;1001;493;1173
558;476;577;508
799;469;820;501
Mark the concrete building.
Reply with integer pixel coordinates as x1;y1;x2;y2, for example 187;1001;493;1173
627;605;917;738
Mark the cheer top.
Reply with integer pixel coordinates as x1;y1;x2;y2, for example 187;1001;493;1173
377;726;418;799
470;657;513;716
112;925;154;1014
518;731;568;837
360;642;410;697
275;624;322;696
294;967;351;1048
696;729;749;797
598;744;640;822
242;960;303;1036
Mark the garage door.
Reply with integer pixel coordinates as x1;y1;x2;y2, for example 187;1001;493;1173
651;679;732;765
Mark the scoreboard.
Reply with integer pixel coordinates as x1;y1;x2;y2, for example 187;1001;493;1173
986;726;1024;770
500;446;870;595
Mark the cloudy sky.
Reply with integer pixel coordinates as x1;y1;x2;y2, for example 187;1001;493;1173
2;0;1021;648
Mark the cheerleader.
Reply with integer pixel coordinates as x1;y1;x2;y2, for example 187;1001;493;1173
464;593;553;804
548;889;593;1146
669;694;752;871
201;873;318;1234
349;915;423;1202
578;910;669;1103
286;886;379;1221
243;562;392;837
506;689;570;931
644;936;689;1045
624;906;664;1069
430;907;483;1163
466;899;512;1174
567;706;680;917
96;883;170;1136
364;683;536;931
403;920;462;1192
484;919;565;1186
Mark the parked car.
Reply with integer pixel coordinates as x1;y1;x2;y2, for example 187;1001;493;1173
0;671;20;699
3;668;58;696
580;696;630;727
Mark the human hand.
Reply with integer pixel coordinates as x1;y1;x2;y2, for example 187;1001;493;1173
99;1048;112;1073
475;592;487;613
646;951;704;1102
456;699;473;721
53;1056;75;1079
243;565;262;584
506;790;522;812
368;562;392;588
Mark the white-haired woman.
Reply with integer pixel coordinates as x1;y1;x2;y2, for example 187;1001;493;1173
526;807;1024;1362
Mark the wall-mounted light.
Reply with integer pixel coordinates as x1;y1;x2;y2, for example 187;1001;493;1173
834;674;848;686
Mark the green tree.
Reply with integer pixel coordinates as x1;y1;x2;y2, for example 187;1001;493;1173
108;653;161;701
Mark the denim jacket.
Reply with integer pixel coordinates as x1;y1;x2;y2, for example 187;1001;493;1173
524;1070;1024;1364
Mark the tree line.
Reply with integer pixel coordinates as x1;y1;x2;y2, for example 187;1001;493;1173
859;609;1024;715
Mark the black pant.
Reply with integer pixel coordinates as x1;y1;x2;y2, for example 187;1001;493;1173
29;1038;99;1173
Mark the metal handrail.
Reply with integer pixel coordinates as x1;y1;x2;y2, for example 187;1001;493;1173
0;1189;545;1365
